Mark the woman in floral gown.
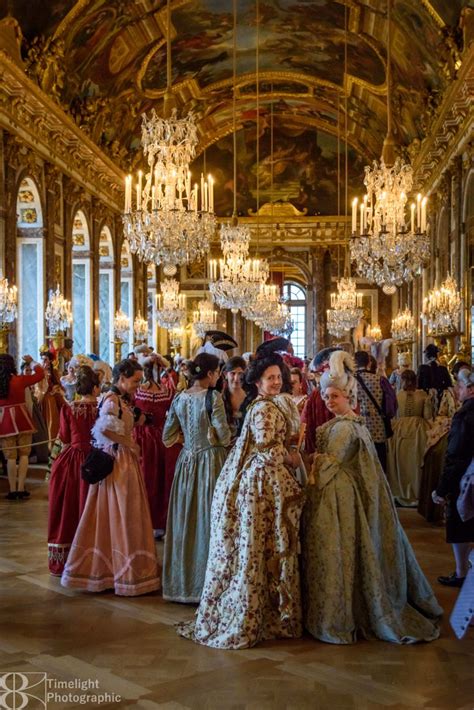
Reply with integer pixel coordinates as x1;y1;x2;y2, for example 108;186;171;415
178;353;304;649
301;351;442;645
61;359;160;597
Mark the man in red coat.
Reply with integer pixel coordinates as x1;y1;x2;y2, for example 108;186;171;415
301;347;341;454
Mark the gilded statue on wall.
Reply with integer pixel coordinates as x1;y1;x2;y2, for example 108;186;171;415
25;36;66;103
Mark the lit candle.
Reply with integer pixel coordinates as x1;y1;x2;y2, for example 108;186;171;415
421;196;427;233
417;193;421;230
201;174;205;211
138;170;143;207
186;170;191;201
352;198;358;234
363;195;368;231
136;183;140;210
208;174;214;213
410;203;415;234
360;202;364;235
204;181;208;212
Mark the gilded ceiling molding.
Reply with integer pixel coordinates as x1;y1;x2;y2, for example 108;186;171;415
420;0;446;29
0;50;124;211
52;0;96;41
412;47;473;194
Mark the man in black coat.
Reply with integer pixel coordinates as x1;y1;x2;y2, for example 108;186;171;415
417;344;452;410
433;368;474;586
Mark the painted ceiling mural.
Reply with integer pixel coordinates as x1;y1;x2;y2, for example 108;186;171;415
0;0;469;216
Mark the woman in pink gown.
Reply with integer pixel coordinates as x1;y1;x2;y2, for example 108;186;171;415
61;359;160;596
48;366;99;576
134;356;181;537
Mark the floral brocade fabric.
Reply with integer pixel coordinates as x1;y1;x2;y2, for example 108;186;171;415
177;396;304;649
301;414;442;645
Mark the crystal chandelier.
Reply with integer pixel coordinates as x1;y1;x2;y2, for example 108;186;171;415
421;273;461;335
156;278;186;330
114;309;130;341
349;0;430;294
45;286;72;335
261;300;294;336
0;278;17;326
123;0;216;275
192;298;217;339
366;324;383;341
209;223;269;314
242;283;280;326
327;277;363;336
133;312;149;342
391;306;416;343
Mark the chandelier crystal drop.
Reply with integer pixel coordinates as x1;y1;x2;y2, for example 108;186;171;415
391;306;416;343
327;277;363;337
169;326;185;349
261;300;294;336
192;298;217;339
45;286;72;335
241;283;280;326
209;223;269;314
421;273;462;335
114;309;130;341
155;278;187;331
0;278;17;326
133;312;149;342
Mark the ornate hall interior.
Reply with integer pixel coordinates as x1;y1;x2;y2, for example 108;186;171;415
0;0;473;708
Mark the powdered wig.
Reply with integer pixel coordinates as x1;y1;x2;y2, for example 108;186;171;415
320;350;357;407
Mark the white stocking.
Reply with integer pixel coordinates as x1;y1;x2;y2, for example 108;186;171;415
17;455;29;492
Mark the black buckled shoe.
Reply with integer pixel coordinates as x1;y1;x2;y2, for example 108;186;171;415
5;491;19;500
17;490;30;499
437;572;466;587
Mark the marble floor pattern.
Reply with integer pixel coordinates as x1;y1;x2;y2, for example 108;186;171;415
0;469;473;710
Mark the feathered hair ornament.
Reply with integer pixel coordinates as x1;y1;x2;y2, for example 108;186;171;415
320;350;357;407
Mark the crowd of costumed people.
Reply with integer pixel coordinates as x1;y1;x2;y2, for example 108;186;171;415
0;330;473;649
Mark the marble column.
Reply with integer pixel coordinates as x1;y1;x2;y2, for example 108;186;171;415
311;247;326;354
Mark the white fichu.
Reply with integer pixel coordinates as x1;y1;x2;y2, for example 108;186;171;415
320;350;357;407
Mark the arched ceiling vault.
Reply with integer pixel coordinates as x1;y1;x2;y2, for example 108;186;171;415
2;0;468;215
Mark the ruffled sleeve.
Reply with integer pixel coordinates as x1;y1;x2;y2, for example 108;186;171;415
91;394;125;448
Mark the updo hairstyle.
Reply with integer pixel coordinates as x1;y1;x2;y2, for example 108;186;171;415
320;351;357;407
112;358;143;383
187;353;220;382
76;365;100;396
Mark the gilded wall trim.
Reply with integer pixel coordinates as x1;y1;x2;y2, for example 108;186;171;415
0;50;124;211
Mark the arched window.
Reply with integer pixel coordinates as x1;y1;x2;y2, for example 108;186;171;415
16;177;44;359
120;242;134;357
72;210;92;354
283;281;306;358
98;226;115;364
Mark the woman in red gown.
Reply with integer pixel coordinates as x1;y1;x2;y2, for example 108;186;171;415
48;366;99;575
134;356;181;537
0;354;44;499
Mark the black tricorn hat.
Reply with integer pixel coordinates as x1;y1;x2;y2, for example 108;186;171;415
205;330;238;351
256;337;290;358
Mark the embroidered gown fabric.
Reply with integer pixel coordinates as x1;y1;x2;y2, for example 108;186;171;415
61;394;160;596
48;400;97;575
387;390;432;506
134;385;181;531
162;389;231;603
178;396;304;649
302;415;442;645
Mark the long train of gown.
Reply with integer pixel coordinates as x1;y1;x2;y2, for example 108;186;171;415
178;396;304;649
61;395;160;597
302;415;442;645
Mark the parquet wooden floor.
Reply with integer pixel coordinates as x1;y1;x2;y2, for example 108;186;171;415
0;469;473;710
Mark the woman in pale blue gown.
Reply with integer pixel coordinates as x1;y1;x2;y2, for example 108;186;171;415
301;351;442;645
162;353;231;603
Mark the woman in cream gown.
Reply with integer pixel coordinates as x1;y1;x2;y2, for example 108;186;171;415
301;351;442;645
178;353;304;649
387;369;432;506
